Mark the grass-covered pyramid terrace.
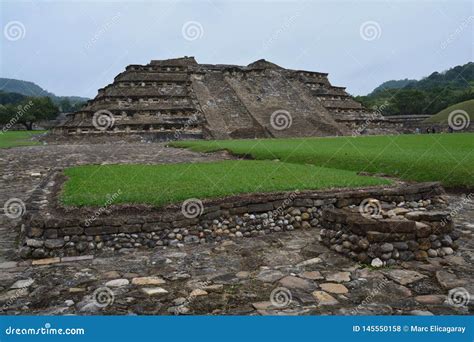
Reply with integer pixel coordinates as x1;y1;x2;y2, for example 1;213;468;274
61;133;473;207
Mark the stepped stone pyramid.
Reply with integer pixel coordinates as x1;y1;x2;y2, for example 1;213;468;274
55;57;374;139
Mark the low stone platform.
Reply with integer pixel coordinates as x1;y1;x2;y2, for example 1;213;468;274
20;175;446;260
320;206;457;266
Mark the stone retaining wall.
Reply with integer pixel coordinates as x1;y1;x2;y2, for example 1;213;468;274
19;171;447;261
320;206;458;267
339;118;474;135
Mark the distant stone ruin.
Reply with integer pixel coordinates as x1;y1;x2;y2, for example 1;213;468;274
54;57;400;140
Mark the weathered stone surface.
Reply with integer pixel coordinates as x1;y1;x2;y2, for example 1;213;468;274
26;227;43;238
0;288;29;302
61;255;94;263
320;283;348;294
384;270;426;285
236;271;250;279
141;287;168;296
252;301;275;310
410;310;434;316
415;222;432;238
248;203;273;213
392;242;409;250
441;247;454;255
44;239;65;249
296;258;321;267
32;257;60;266
300;271;324;280
379;243;394;253
391;208;410;215
278;276;314;291
371;258;383;268
85;226;118;236
105;279;130;287
312;291;339;305
190;289;208;297
201;284;223;292
102;271;121;279
26;239;43;248
414;295;446;304
325;272;351;283
415;250;428;261
406;211;449;222
435;271;467;289
256;270;284;283
131;277;166;286
0;261;18;269
10;278;35;289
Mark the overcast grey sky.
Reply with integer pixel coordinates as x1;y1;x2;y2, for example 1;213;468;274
0;0;472;98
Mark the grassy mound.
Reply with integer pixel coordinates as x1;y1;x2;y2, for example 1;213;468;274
61;160;390;207
172;134;474;188
423;99;474;123
0;130;45;149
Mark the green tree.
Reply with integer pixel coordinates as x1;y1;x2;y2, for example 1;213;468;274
0;97;59;130
59;98;72;112
392;89;427;114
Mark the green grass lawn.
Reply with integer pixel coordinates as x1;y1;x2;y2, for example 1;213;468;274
62;133;473;207
423;99;474;124
0;130;46;148
61;160;390;207
172;133;474;188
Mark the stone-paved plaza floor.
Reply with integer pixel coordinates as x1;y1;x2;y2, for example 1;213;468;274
0;143;472;315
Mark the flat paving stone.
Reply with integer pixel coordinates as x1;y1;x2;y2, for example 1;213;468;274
320;283;349;294
105;279;130;287
278;276;314;291
131;277;166;286
383;269;427;285
325;271;351;283
141;287;169;296
312;291;339;306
